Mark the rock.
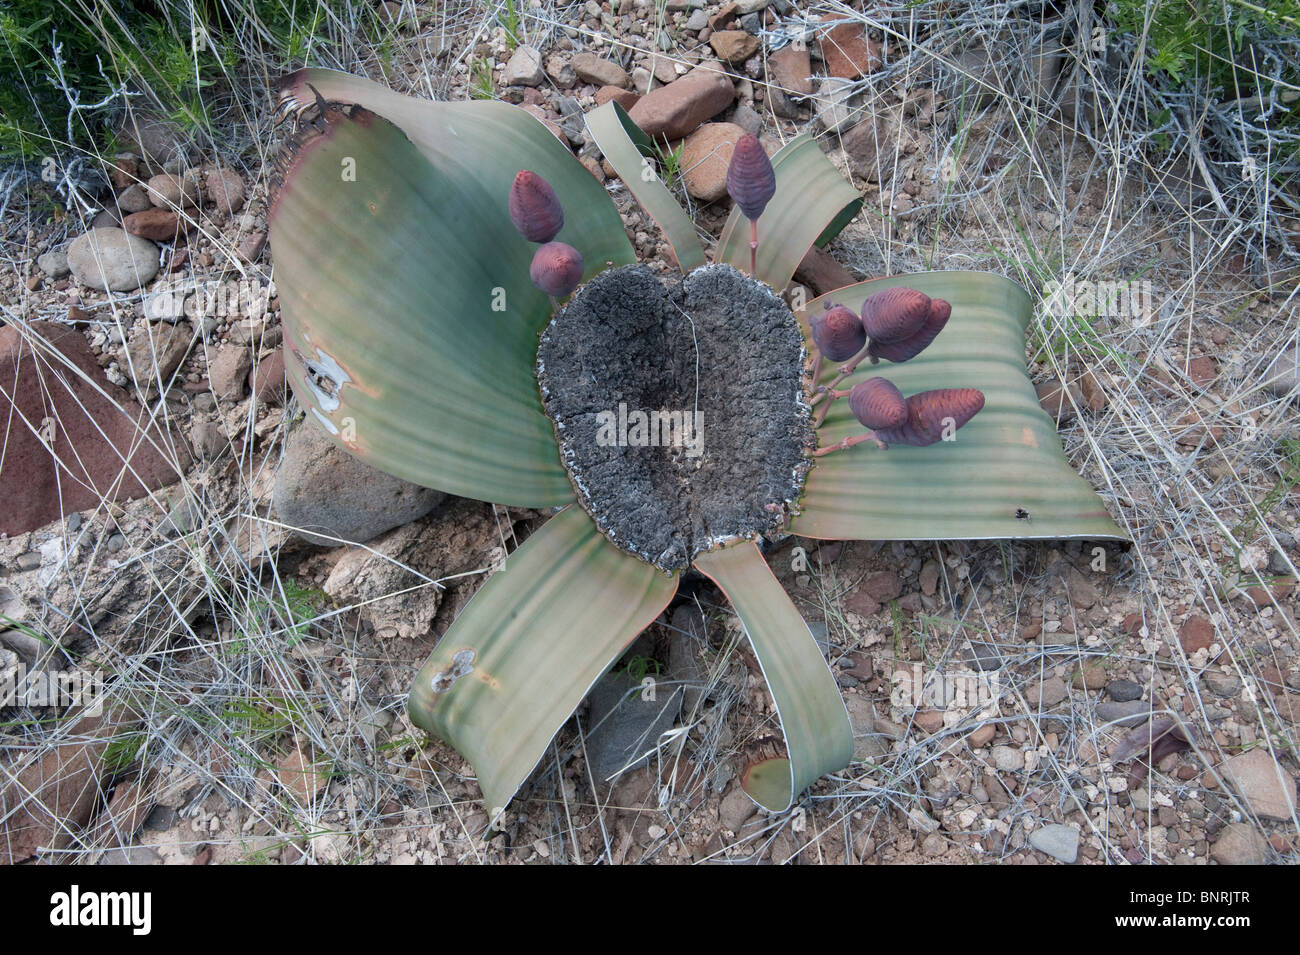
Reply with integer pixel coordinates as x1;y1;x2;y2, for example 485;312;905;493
709;30;759;64
1028;676;1068;707
0;322;187;535
1049;558;1100;609
680;122;746;201
667;603;708;714
1178;615;1214;653
719;785;757;832
1072;663;1106;690
1029;824;1079;863
521;104;566;142
730;102;762;136
116;183;152;213
1079;370;1107;411
861;570;903;603
1203;670;1241;697
208;344;252;401
819;15;881;78
250;348;287;405
1096;700;1151;727
97;846;162;865
66;228;159;291
1211;822;1269;864
1037;379;1084;423
1262;346;1297;398
190;419;230;459
991;745;1024;771
1185;355;1217;390
36;249;69;278
109;156;138;190
204;167;246;216
685;9;708;31
595;85;639;109
628;63;736;140
145;172;198;208
968;724;995;747
122;207;184;242
584;648;681;782
503;44;545;86
793;245;856;296
127;319;193;389
814;77;858;132
276;741;328;805
1222;749;1297;821
117;112;192;167
546;53;577;88
237;230;266;264
272;419;445;546
572;52;630;88
767;43;813;96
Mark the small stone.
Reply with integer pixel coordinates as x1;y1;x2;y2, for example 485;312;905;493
503;44;545;86
66;228;159;292
1178;615;1214;653
204;167;246;216
116;183;152;213
1202;670;1241;698
1029;824;1079;863
680;122;746;201
719;785;756;832
767;43;813;97
1262;346;1297;399
814;77;857;132
1096;700;1151;727
920;831;945;857
250;348;287;405
208;345;252;401
145;172;198;208
37;250;69;278
709;30;759;64
1211;822;1269;864
1221;749;1297;821
862;570;903;604
918;559;941;596
1079;370;1107;411
968;724;995;747
1072;663;1106;690
1106;679;1143;702
123;207;184;242
572;52;630;88
819;15;881;78
685;9;708;30
595;85;639;109
546;53;577;88
991;745;1024;772
237;231;266;263
628;63;736;140
1036;379;1084;423
1185;355;1217;390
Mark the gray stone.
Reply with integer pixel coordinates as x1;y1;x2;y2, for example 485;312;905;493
503;44;545;86
116;184;152;213
1222;748;1297;821
730;102;762;136
1106;679;1142;702
1028;823;1079;863
208;344;252;401
1096;700;1151;727
1262;346;1298;399
36;249;69;278
96;846;162;865
685;9;708;30
1211;822;1269;864
991;745;1024;771
272;420;445;546
1202;670;1242;698
667;603;708;714
584;646;681;783
814;77;858;132
719;785;757;833
67;228;159;292
572;52;630;88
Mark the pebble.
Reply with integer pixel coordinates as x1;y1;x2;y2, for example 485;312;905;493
571;52;630;88
1262;346;1297;398
205;166;247;216
718;785;757;832
991;745;1024;771
66;228;159;291
1178;615;1214;653
1211;822;1269;864
1106;679;1143;702
502;44;545;86
1028;824;1079;863
36;250;69;278
1221;748;1297;821
679;122;745;201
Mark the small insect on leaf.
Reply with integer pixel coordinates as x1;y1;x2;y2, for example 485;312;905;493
726;134;776;221
530;241;584;297
509;169;564;243
810;304;866;362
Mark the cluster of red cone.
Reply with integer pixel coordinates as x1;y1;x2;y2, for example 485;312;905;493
848;379;985;447
509;170;584;298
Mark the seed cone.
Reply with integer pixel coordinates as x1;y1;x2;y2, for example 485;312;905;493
873;388;985;447
848;377;907;430
530;241;584;297
810;305;866;362
867;296;952;363
509;170;564;242
726;134;777;221
860;287;930;343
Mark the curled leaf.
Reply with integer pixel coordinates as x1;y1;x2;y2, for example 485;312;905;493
874;387;985;447
810;305;866;362
1113;716;1193;786
726;134;776;221
530;241;584;297
868;297;952;363
848;377;907;430
509;169;564;243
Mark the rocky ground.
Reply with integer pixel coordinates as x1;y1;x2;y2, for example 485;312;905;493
1;0;1297;864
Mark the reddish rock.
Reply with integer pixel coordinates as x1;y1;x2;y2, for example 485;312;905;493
595;85;640;109
250;348;287;405
914;709;944;733
0;322;188;536
768;43;813;97
205;166;246;216
918;559;941;596
1079;370;1107;411
819;15;881;79
680;122;747;201
710;30;759;64
571;52;630;88
844;590;880;617
521;103;566;142
793;245;856;296
1121;612;1144;635
209;344;252;401
122;207;184;242
237;230;266;264
109;156;138;190
862;570;903;603
709;2;739;31
1178;615;1214;653
1185;355;1217;390
628;64;736;141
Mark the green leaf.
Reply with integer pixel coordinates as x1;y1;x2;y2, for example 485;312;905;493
408;507;679;816
270;92;586;506
793;271;1129;543
583;100;707;272
693;541;853;812
715;133;863;289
